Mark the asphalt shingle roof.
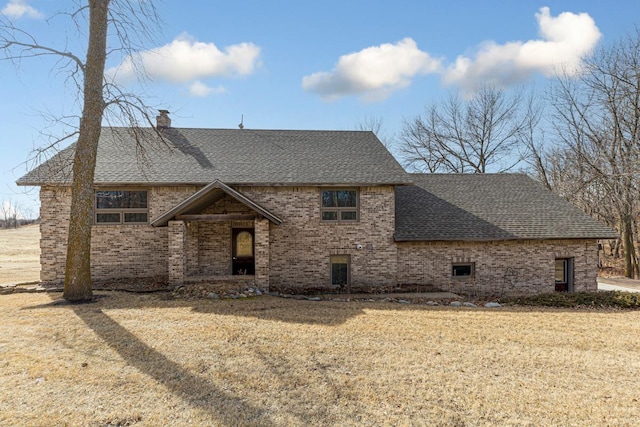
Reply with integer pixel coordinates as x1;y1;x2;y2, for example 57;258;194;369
17;127;411;186
394;173;618;241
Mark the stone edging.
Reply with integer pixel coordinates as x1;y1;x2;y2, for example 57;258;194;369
0;283;502;308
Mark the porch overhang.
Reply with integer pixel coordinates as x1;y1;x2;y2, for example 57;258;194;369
151;179;283;227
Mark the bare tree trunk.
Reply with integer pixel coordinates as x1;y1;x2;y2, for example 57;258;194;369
621;214;636;278
63;0;110;301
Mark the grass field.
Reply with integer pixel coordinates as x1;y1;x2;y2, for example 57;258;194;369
0;224;39;285
1;291;639;426
1;225;639;425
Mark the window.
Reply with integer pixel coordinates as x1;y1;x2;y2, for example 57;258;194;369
452;263;474;278
321;189;358;222
235;231;253;257
555;258;573;292
331;255;350;285
555;259;568;285
95;190;148;224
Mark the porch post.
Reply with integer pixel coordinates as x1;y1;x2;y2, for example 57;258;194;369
254;217;270;289
168;220;187;286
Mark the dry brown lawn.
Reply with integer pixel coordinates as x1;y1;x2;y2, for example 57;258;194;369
1;291;639;426
0;224;40;285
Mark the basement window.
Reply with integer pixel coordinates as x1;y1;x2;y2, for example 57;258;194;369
331;255;350;286
452;263;474;278
95;190;148;224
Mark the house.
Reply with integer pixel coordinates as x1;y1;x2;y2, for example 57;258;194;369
17;112;617;295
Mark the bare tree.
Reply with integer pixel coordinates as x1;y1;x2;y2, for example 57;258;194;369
356;115;391;146
0;198;11;229
1;1;163;300
399;85;538;173
542;31;640;278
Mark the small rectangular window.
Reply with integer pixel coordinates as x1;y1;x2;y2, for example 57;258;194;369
555;259;568;284
452;263;474;278
95;190;148;224
321;189;358;222
96;213;121;223
554;258;573;292
124;212;148;223
331;255;350;285
322;211;338;221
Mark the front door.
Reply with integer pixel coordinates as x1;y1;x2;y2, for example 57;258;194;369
232;228;255;275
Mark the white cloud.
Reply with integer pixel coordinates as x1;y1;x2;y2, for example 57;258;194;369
188;81;226;97
107;33;261;85
302;38;442;102
442;7;602;92
1;0;43;19
303;8;601;102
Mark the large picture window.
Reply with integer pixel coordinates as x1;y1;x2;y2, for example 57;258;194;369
95;190;148;224
321;189;358;222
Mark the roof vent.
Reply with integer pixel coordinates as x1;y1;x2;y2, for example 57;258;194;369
156;110;171;129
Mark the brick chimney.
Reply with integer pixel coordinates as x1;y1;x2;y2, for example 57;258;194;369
156;110;171;129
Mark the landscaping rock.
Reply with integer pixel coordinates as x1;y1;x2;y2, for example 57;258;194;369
463;302;477;308
398;299;411;304
308;297;321;301
485;302;502;308
207;292;219;300
425;301;439;306
450;301;463;307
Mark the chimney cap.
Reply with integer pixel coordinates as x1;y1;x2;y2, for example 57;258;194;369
156;109;171;129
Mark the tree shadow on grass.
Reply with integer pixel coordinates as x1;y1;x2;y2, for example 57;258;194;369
23;293;275;427
44;291;369;326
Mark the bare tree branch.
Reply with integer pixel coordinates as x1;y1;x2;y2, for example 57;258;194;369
399;85;536;173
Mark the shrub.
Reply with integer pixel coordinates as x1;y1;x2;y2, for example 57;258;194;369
501;291;640;309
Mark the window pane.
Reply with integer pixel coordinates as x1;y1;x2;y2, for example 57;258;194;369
124;213;148;223
322;211;337;221
96;213;121;223
96;190;147;209
322;191;337;207
96;191;119;209
340;211;357;221
236;231;253;257
331;256;349;285
336;190;357;207
122;191;147;208
452;264;473;277
555;259;567;283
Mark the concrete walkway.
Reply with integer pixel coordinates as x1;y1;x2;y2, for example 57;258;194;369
597;277;640;293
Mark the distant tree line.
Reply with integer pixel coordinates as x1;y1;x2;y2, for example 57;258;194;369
0;199;38;229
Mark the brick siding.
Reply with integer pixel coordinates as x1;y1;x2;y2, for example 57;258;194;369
39;185;600;295
397;239;598;296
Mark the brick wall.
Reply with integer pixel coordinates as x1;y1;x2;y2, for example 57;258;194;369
39;186;195;285
396;239;599;296
40;186;71;284
240;186;398;291
40;184;599;295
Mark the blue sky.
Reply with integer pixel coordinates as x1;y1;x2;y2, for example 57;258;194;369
2;0;640;216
